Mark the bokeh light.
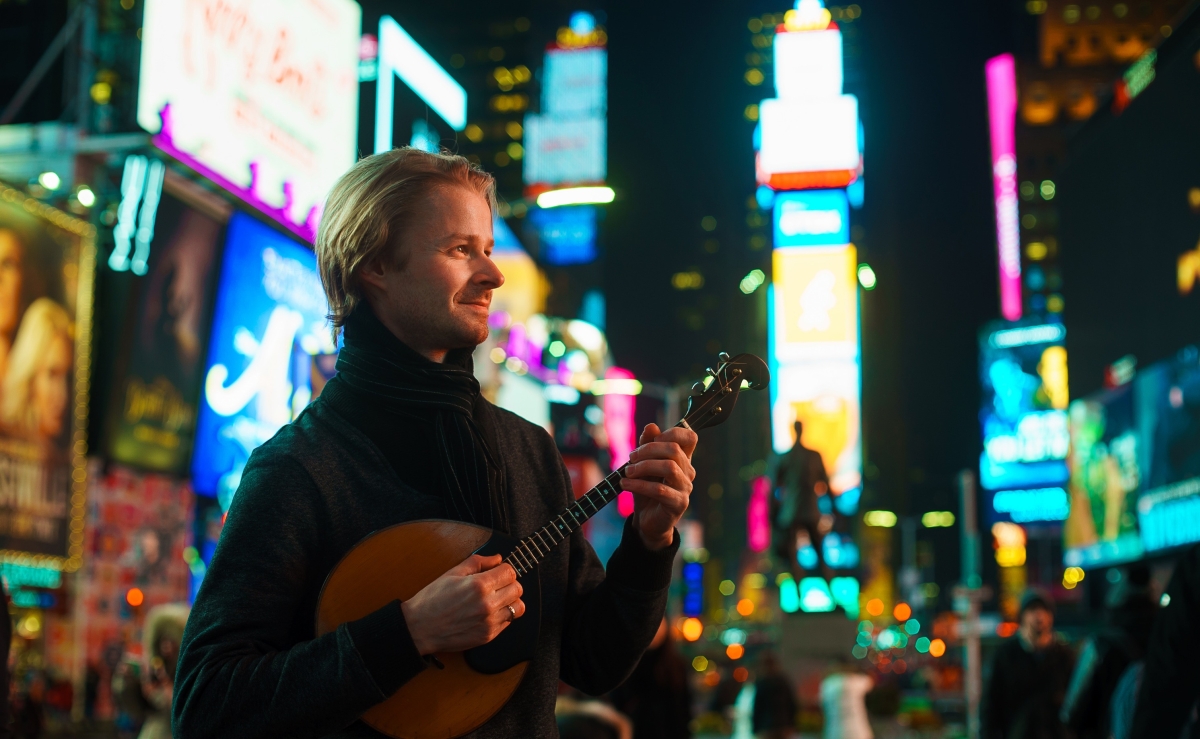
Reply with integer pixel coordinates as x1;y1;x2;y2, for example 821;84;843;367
866;598;884;616
681;617;703;642
126;587;145;607
929;638;946;658
893;602;911;621
737;598;755;616
692;656;709;671
726;644;744;659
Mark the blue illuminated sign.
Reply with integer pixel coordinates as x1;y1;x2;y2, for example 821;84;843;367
682;561;703;617
798;576;859;616
980;454;1069;490
991;487;1069;523
528;205;597;265
192;214;335;508
773;190;849;247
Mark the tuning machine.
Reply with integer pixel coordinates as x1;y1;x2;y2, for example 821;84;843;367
690;381;706;396
718;351;731;363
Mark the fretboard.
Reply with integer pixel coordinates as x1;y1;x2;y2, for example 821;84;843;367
503;421;686;577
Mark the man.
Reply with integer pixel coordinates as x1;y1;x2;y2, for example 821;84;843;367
1060;564;1157;739
983;589;1075;739
772;420;832;583
1130;544;1200;738
171;148;698;738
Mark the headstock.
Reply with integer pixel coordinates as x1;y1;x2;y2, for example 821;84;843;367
681;352;770;432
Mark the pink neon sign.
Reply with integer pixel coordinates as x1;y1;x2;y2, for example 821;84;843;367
603;367;638;517
985;53;1022;321
747;476;771;553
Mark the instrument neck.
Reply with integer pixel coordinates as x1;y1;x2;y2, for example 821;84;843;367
503;419;689;577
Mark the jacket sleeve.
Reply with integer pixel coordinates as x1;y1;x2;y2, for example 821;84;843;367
557;462;679;695
1131;544;1200;739
172;451;427;739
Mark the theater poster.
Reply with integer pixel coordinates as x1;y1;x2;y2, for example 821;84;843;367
0;184;95;569
106;177;225;475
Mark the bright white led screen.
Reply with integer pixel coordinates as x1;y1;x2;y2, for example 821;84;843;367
759;96;860;177
774;29;843;99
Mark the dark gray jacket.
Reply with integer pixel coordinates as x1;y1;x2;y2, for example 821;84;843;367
172;395;676;738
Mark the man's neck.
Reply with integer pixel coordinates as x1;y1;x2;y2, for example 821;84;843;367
364;300;448;363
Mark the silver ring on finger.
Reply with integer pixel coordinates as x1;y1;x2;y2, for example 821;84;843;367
507;605;517;621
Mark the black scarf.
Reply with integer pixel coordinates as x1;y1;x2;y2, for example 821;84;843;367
335;307;508;532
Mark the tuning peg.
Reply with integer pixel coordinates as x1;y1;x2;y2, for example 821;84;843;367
705;367;716;377
690;382;706;396
718;352;731;363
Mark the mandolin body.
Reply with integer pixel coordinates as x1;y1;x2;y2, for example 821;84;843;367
315;520;541;739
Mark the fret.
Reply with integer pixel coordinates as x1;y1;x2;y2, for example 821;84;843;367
533;529;553;551
542;525;562;545
524;536;544;558
571;503;587;521
582;495;598;513
554;514;572;535
518;541;539;566
511;547;533;572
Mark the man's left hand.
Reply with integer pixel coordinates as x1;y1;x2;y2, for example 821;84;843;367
621;424;698;550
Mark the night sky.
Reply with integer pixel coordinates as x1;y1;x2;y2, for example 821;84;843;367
600;0;1025;519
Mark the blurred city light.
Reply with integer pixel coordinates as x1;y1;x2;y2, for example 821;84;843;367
681;617;703;641
893;602;911;621
929;638;947;657
857;263;876;290
739;269;766;294
692;655;708;671
37;171;61;190
75;186;95;207
921;510;955;527
864;510;897;527
536;186;615;208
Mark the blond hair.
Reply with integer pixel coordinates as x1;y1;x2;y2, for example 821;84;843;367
315;147;497;334
2;297;73;438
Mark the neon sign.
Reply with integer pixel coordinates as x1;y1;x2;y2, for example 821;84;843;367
773;190;849;246
138;0;360;243
985;53;1022;321
375;15;468;154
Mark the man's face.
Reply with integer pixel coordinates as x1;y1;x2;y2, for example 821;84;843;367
363;185;504;359
1020;604;1053;637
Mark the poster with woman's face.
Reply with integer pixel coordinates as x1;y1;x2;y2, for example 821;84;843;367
0;187;94;564
106;188;222;474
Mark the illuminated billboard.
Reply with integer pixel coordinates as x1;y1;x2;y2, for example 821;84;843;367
106;187;224;475
137;0;361;243
771;246;858;362
374;15;468;154
758;96;860;190
774;27;843;99
1063;384;1144;567
985;53;1022;321
191;214;335;508
523;116;606;189
979;321;1069;492
543;48;607;115
769;359;861;494
773;190;849;247
527;205;597;265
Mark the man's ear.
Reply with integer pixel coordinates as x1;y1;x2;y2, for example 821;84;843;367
358;257;388;294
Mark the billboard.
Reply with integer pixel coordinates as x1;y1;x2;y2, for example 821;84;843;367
191;213;335;508
522;116;607;189
543;48;607;115
979;321;1069;493
1063;383;1144;567
106;187;224;475
771;246;858;363
0;186;95;568
757;96;860;190
527;205;597;265
137;0;361;242
774;27;843;99
773;190;850;247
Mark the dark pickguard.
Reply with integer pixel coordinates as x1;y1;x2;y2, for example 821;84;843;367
463;531;542;674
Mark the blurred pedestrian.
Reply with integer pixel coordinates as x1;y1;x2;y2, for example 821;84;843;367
113;604;188;739
1130;544;1200;738
1061;564;1158;739
752;651;797;739
820;663;873;739
982;588;1074;739
773;420;833;583
609;618;692;739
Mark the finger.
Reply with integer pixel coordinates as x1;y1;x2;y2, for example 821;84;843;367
653;427;699;457
487;579;524;609
625;459;692;492
620;478;688;511
448;553;502;577
475;560;518;590
637;423;661;448
627;442;695;479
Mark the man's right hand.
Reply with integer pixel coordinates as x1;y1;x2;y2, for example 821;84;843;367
400;553;525;655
